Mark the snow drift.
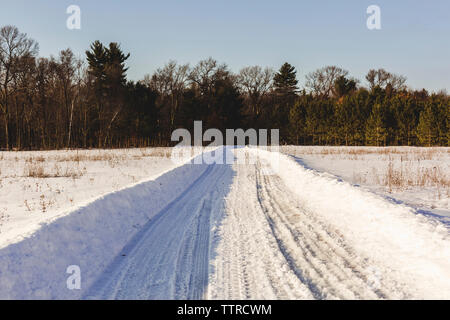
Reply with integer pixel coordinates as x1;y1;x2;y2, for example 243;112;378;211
250;148;450;299
0;155;211;299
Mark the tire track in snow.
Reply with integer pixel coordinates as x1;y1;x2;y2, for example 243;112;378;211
208;155;314;300
255;161;392;299
84;147;448;300
209;148;409;300
84;159;234;300
251;148;450;299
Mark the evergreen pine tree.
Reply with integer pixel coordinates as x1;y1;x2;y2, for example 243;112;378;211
288;97;306;144
416;102;437;146
273;63;299;143
273;63;299;96
334;76;357;98
105;42;130;89
366;103;387;146
86;41;107;93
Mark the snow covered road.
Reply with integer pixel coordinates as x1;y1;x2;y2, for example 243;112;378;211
85;160;234;299
1;147;449;299
209;148;450;299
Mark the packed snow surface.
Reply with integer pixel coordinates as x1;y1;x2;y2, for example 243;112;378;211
0;147;449;299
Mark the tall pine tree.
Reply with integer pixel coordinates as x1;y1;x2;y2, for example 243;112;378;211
273;63;299;142
273;63;298;96
366;103;388;146
416;101;437;146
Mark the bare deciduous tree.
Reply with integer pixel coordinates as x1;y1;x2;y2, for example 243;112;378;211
305;66;349;98
145;61;190;129
0;25;38;149
188;57;229;96
366;68;407;91
238;66;273;119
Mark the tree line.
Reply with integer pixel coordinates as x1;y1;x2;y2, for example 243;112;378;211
0;25;448;150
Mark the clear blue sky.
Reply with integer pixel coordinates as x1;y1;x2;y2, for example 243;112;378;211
1;0;449;91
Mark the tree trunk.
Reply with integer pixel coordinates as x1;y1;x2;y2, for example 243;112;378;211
67;98;75;148
3;113;8;150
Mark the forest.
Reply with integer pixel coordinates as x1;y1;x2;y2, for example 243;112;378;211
0;25;448;150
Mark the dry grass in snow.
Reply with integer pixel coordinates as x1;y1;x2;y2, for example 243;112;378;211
0;148;179;247
281;146;449;214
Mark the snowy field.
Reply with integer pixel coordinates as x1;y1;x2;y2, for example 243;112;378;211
281;146;449;222
0;148;182;248
0;146;449;299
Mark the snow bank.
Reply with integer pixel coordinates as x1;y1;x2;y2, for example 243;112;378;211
0;156;210;299
0;149;179;248
252;148;450;299
281;146;449;216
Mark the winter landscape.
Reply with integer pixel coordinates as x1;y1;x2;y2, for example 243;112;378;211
0;146;448;299
0;1;449;302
